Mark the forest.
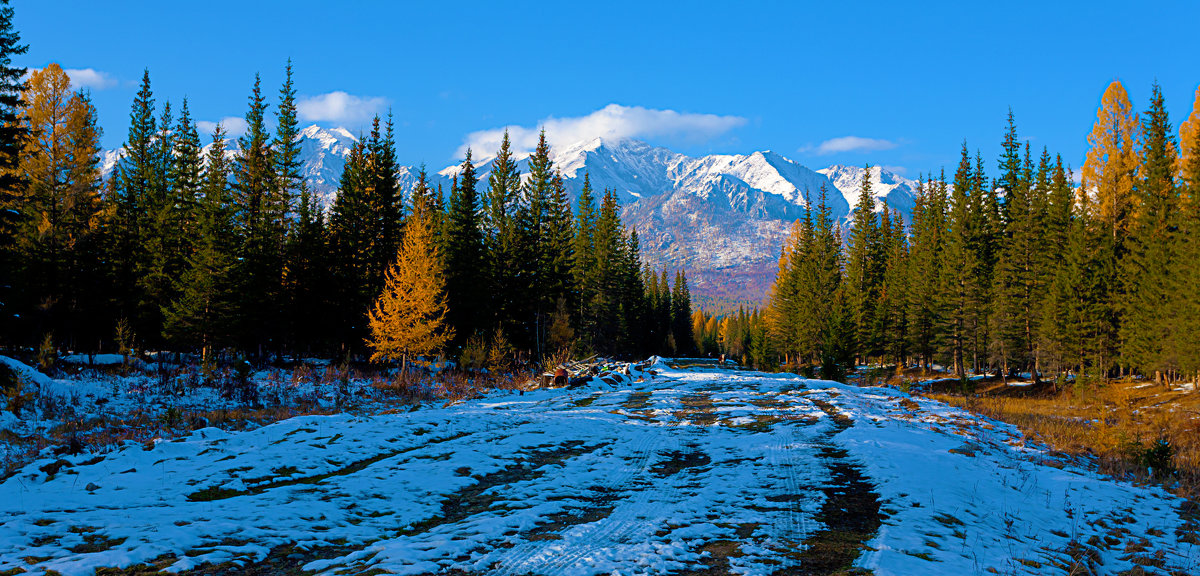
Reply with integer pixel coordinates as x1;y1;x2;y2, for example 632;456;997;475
2;0;1199;390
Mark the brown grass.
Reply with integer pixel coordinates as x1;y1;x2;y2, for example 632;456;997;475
922;378;1200;500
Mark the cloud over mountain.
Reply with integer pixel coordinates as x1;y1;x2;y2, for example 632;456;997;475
459;104;746;159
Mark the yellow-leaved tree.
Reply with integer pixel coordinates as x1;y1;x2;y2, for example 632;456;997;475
1180;84;1200;199
367;210;454;375
1081;80;1140;242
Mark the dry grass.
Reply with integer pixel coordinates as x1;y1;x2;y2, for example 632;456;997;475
923;378;1200;500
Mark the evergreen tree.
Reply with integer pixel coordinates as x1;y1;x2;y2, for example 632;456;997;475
844;166;881;362
672;269;694;355
368;114;402;285
992;114;1038;378
485;130;521;335
326;138;373;351
231;73;280;355
513;131;556;354
112;70;158;340
908;174;945;371
444;148;487;349
1122;83;1179;379
0;0;27;345
164;125;236;357
571;174;598;348
938;145;979;377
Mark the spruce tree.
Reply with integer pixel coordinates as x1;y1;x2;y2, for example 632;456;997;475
938;145;979;378
844;166;880;362
326;137;373;350
485;130;521;334
231;73;280;355
1122;83;1179;379
164;125;236;357
444;148;487;349
113;70;158;339
0;0;26;346
672;269;694;355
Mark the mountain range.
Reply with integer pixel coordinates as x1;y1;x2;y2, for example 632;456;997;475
101;125;919;307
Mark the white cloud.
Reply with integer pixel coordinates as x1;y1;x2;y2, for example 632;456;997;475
63;68;117;90
459;104;746;158
196;117;249;139
297;91;388;125
23;67;117;91
813;136;897;155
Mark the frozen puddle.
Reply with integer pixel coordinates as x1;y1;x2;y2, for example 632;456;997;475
2;360;1198;575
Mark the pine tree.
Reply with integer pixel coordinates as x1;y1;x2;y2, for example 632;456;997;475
113;70;158;339
0;0;27;345
672;269;694;355
938;145;979;378
171;98;203;245
164;125;236;357
232;74;280;355
992;114;1038;378
367;209;453;374
970;151;1000;373
444;148;487;349
571;174;598;348
485;130;521;334
272;60;301;216
908;173;946;371
1122;83;1179;379
513;131;556;354
844;166;881;362
326;137;373;350
368;114;402;285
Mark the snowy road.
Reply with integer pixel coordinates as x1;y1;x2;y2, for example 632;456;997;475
2;359;1198;575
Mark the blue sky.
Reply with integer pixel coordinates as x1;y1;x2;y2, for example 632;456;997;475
14;0;1200;176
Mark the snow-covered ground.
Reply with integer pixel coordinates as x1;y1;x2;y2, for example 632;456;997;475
1;358;1197;574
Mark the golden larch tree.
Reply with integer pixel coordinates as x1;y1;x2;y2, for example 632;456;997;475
1081;80;1140;241
18;63;103;254
1180;84;1200;201
367;210;454;374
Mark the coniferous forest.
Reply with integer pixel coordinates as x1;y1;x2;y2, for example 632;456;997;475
0;8;693;369
2;0;1200;389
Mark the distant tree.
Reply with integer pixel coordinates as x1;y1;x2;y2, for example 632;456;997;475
367;210;453;375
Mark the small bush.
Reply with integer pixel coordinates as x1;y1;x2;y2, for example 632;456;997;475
1;363;32;416
459;333;488;371
35;333;56;375
1139;438;1176;480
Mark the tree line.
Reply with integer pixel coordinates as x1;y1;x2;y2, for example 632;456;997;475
0;5;693;366
753;81;1200;385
